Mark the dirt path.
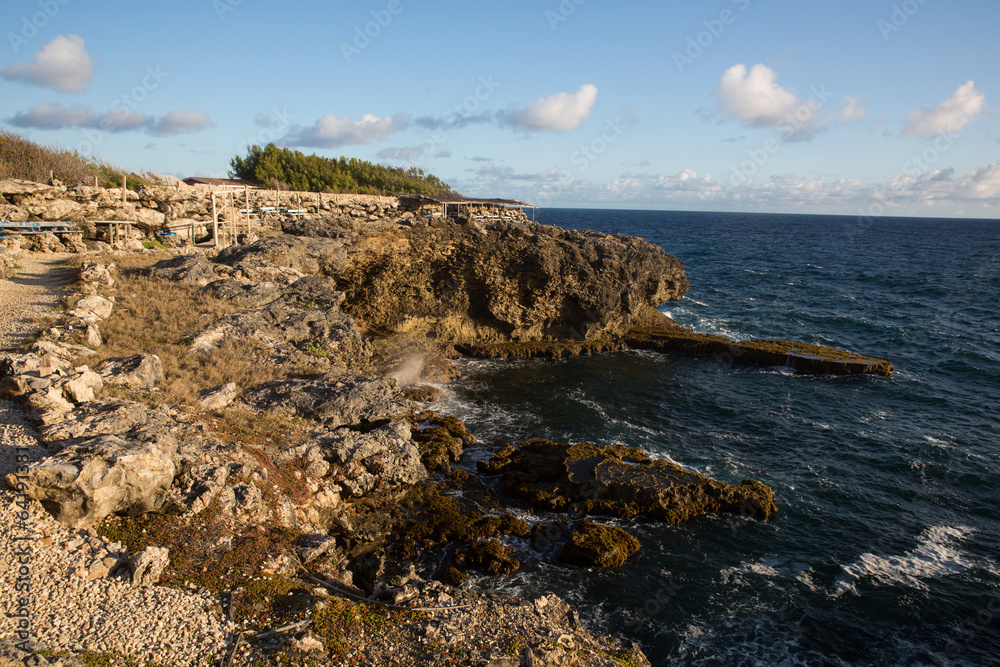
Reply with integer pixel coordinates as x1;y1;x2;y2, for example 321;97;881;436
0;252;77;351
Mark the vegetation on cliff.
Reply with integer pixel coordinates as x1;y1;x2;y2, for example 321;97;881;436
229;143;458;196
0;129;158;190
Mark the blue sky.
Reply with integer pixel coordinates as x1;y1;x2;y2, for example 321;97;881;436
2;0;999;217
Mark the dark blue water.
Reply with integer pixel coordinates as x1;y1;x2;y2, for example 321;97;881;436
439;210;1000;666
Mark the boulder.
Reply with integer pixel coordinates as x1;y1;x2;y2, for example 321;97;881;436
71;295;114;321
129;546;170;587
318;419;427;496
98;354;164;388
201;279;283;308
198;382;238;411
36;199;82;221
138;254;217;286
216;235;350;276
478;440;777;523
62;370;104;404
242;374;413;430
7;429;180;529
0;179;50;195
558;521;641;568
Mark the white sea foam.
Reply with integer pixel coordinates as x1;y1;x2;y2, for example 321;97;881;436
831;525;976;597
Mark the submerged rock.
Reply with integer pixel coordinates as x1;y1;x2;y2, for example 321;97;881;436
559;521;641;568
478;440;777;522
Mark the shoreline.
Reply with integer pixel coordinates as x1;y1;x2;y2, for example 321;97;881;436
0;180;894;665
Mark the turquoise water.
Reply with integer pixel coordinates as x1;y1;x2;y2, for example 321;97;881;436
438;210;1000;666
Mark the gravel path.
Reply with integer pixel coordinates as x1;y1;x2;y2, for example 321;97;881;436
0;254;77;352
0;255;233;665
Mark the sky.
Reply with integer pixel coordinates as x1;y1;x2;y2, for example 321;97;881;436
1;0;999;217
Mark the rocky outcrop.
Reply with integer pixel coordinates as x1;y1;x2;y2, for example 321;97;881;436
322;218;690;342
243;373;412;429
478;439;777;522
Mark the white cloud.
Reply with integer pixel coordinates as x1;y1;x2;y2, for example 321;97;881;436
5;103;212;135
456;159;1000;217
1;35;94;92
840;96;866;123
714;64;828;141
904;81;987;138
151;109;213;136
285;113;409;148
715;64;802;127
505;84;598;132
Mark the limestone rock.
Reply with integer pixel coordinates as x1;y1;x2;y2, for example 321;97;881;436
129;546;170;587
201;279;283;308
9;429;180;528
79;261;116;289
71;295;113;321
98;354;164;388
326;219;690;341
62;370;103;404
84;324;103;348
199;382;238;410
0;178;50;195
318;419;427;495
138;254;217;285
216;235;350;276
243;374;413;429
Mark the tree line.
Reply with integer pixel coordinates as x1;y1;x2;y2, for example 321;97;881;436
229;144;458;196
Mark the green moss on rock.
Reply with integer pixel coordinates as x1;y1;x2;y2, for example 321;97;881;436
559;521;641;568
478;439;777;523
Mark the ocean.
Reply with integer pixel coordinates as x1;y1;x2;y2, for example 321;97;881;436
437;209;1000;666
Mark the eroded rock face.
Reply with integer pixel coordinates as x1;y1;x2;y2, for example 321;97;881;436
330;219;690;342
478;440;777;523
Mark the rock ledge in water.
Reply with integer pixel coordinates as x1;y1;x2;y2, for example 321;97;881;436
478;440;777;522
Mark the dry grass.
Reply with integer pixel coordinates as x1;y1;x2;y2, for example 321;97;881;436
0;129;99;185
92;267;291;409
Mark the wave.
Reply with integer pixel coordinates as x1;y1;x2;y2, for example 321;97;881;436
831;525;977;597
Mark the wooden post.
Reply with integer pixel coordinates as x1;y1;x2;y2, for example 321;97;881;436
122;173;127;204
94;176;98;188
211;192;218;248
245;186;250;235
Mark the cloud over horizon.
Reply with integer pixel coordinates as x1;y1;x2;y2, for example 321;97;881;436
283;113;409;148
903;81;987;138
6;103;213;136
1;35;94;93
